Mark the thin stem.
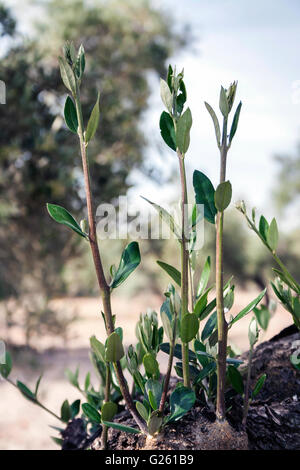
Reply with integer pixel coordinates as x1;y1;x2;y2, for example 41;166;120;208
74;86;147;434
244;214;300;293
7;378;62;422
242;347;253;428
178;151;190;388
159;311;178;413
101;364;111;450
216;117;228;421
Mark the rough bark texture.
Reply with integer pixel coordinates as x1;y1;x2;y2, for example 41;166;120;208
229;326;300;450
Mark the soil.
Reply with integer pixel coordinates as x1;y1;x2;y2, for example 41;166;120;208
90;408;248;451
229;326;300;450
88;325;300;451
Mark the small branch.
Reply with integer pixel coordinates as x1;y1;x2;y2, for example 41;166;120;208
159;311;178;413
177;151;190;388
216;118;228;421
101;364;111;449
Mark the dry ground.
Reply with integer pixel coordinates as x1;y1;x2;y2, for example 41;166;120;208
0;289;292;450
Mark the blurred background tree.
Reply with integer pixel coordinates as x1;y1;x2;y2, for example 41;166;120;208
0;0;187;342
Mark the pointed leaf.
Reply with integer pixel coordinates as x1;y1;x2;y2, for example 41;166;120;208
252;374;266;398
230;289;266;326
205;102;221;147
0;351;12;378
160;78;173;113
259;215;269;242
85;92;100;143
47;203;87;238
229;101;242;143
61;399;71;423
90;336;106;363
219;85;229;117
64;96;78;133
267;218;279;251
58;56;76;95
201;311;217;341
141;196;181;239
110;242;141;289
16;381;36;402
193;170;217;224
196;256;211;297
157;260;181;287
103;421;140;434
176;107;192;154
82;403;101;423
159;111;176;151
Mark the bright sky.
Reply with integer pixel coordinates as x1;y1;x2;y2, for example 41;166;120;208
131;0;300;224
5;0;300;223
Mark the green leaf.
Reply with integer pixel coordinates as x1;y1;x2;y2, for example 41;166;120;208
248;317;259;347
176;107;192;154
198;298;216;321
82;403;101;423
219;85;229;117
75;44;85;79
0;351;12;378
148;410;163;436
193;362;216;384
177;79;187;115
34;374;43;397
65;367;79;388
180;313;199;343
201;311;217;342
196;256;211;297
110;242;141;289
259;215;269;242
157;260;181;287
159;343;197;362
229;101;242;143
252;374;267;398
227;365;244;395
168;386;195;422
51;436;63;447
105;332;124;362
161;310;173;342
267;218;279;251
141;196;181;239
70;399;80;418
61;399;71;423
64;96;78;134
16;381;36;402
101;401;118;422
193;170;217;224
148;389;158;410
159;111;176;151
143;353;159;377
254;305;270;331
90;336;106;363
58;56;76;95
46;203;87;238
160;78;173;113
103;421;140;434
145;379;162;411
230;289;266;326
85;92;100;143
136;401;149;422
204;102;221;147
214;181;232;212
